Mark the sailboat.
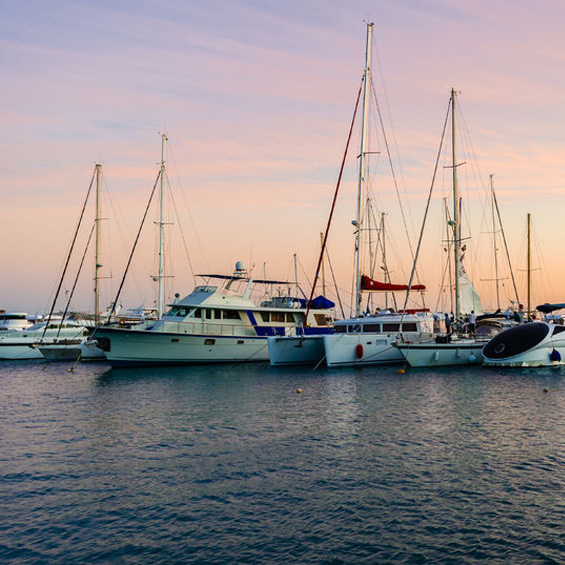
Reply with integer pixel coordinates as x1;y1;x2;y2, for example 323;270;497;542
317;23;436;368
268;23;436;368
396;89;514;368
38;163;107;362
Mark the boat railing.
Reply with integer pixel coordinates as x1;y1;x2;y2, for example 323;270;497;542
161;321;256;337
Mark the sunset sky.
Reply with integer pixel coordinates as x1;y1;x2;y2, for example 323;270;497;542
2;0;565;316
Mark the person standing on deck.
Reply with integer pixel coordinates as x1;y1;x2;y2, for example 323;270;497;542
468;310;476;338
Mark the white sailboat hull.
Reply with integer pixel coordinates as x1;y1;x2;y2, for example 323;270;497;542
396;340;484;367
0;323;89;360
0;341;43;360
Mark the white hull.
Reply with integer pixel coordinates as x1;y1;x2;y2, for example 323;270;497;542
0;322;88;360
323;333;404;367
94;327;272;366
483;322;565;367
484;351;565;368
396;340;484;367
268;335;326;366
0;342;43;360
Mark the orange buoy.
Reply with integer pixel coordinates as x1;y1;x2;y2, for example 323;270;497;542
355;343;364;359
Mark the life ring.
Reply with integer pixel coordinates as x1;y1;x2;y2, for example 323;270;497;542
355;343;364;359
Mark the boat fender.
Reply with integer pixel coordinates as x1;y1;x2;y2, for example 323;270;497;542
355;344;364;359
469;353;477;363
549;348;561;362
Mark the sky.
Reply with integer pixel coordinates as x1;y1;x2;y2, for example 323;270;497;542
2;0;565;315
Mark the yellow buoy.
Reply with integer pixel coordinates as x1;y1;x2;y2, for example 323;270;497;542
397;368;406;374
296;388;302;394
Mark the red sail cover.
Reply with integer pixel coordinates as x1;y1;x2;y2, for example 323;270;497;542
361;275;426;292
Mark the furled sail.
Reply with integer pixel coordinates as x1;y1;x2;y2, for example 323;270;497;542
458;265;483;315
361;275;425;292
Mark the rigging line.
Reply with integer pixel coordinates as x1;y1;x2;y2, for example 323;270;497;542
42;166;96;339
166;143;203;281
57;222;96;338
369;78;425;293
325;247;346;319
166;174;196;285
369;78;413;253
104;170;162;323
493;189;520;306
400;94;451;320
304;79;363;323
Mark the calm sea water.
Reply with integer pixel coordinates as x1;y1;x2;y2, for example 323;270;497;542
2;360;565;563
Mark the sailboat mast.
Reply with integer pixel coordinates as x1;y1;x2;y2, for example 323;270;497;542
527;212;531;321
320;232;326;296
450;89;461;322
157;133;167;319
293;253;298;297
94;163;102;326
355;21;373;318
490;174;501;309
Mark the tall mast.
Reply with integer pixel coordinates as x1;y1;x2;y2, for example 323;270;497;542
527;212;531;321
293;253;298;297
450;89;461;322
157;133;167;319
355;21;373;318
490;174;501;310
381;212;388;310
94;163;102;325
320;233;326;296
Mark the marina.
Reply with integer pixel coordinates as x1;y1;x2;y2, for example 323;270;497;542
4;1;565;562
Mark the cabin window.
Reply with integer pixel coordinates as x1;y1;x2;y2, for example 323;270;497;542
350;324;361;333
313;314;328;326
204;338;215;345
402;323;418;332
214;310;222;320
237;340;244;344
286;313;296;323
223;310;240;320
176;308;188;317
383;323;400;332
334;325;347;333
205;310;212;320
553;326;565;335
260;312;270;322
271;312;285;323
188;308;201;318
362;324;381;332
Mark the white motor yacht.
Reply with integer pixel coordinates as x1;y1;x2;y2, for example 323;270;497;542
0;312;35;332
90;268;335;367
482;321;565;367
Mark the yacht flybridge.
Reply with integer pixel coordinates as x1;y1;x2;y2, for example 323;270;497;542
90;263;335;367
